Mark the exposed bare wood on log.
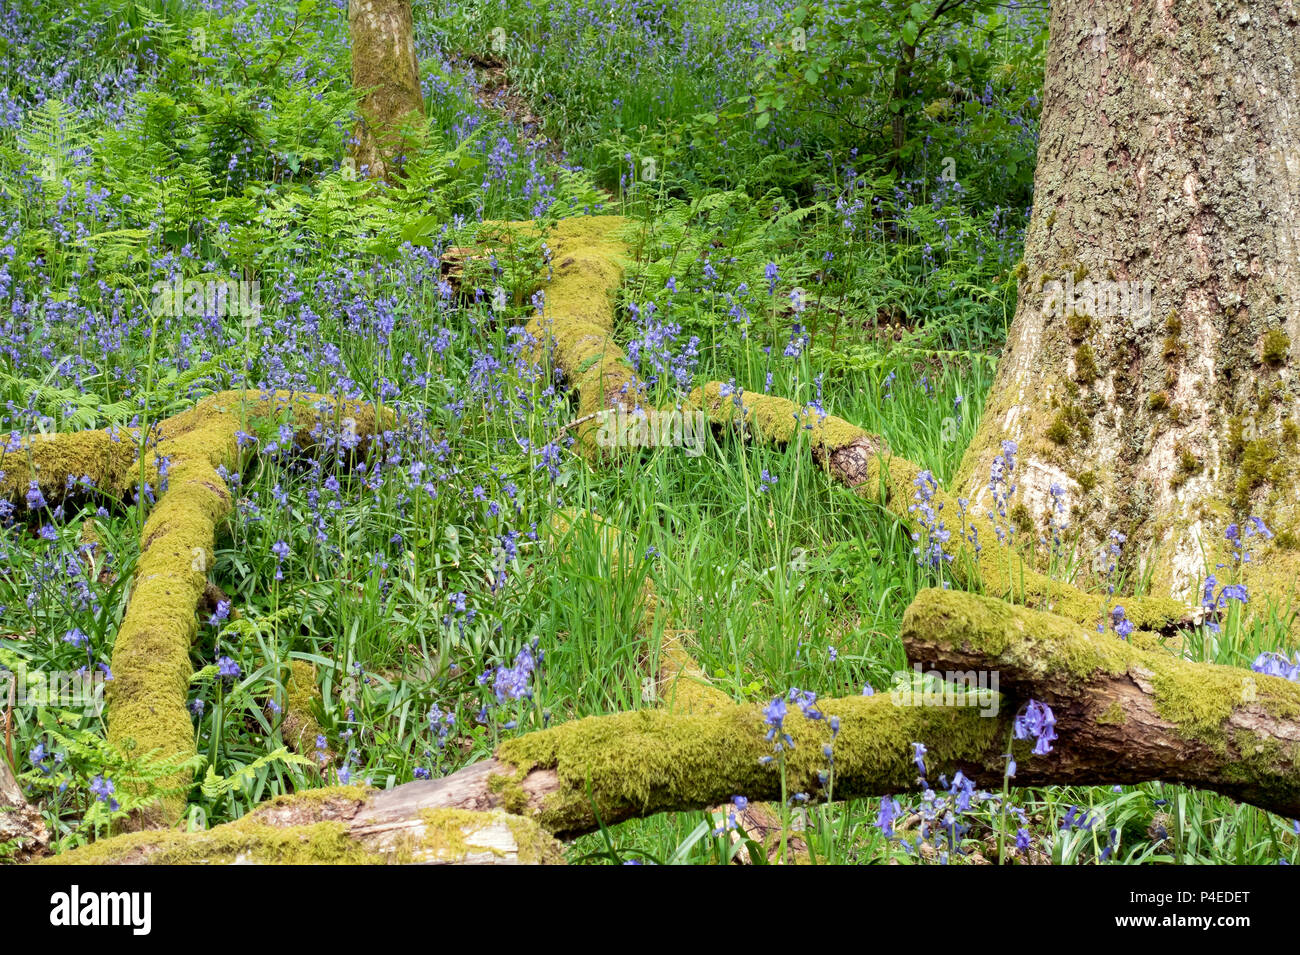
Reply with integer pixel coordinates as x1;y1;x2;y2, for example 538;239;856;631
1;746;49;862
44;783;564;865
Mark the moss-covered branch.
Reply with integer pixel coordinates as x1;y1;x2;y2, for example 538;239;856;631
43;787;563;865
49;589;1299;858
358;590;1300;837
6;390;389;828
687;381;1194;632
474;215;1193;631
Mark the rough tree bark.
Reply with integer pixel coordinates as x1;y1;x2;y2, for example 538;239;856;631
348;0;425;181
954;1;1300;607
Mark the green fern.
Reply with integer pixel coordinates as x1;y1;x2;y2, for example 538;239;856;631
199;747;316;800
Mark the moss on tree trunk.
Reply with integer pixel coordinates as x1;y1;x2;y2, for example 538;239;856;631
954;1;1300;610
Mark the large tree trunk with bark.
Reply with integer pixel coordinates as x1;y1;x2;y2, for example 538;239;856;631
348;0;425;181
955;1;1300;608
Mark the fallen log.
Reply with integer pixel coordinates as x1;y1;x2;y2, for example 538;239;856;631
47;588;1300;861
45;787;564;865
1;746;48;862
475;216;1196;635
4;389;390;828
380;589;1300;832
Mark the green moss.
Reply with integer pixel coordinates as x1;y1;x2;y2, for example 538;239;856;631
658;644;734;714
1263;328;1290;368
44;788;563;865
687;382;872;454
494;692;1002;836
503;814;568;864
1235;439;1281;510
1047;413;1072;445
406;808;563;864
1163;310;1185;363
487;766;531;815
1096;701;1126;725
902;589;1131;681
1066;312;1092;343
1147;391;1170;412
46;819;373;865
1077;471;1099;492
511;217;636;457
1171;446;1203;489
94;391;392;826
278;660;327;755
1073;342;1099;384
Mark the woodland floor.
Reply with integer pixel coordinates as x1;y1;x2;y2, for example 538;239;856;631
1;0;1297;865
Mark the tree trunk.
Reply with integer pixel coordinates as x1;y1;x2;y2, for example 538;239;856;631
954;1;1300;608
348;0;425;181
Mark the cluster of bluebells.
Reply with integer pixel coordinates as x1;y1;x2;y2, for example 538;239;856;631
1098;529;1125;593
1013;699;1057;755
1226;517;1272;563
875;741;999;863
624;300;700;395
1108;605;1134;640
1045;481;1067;557
89;774;119;812
409;701;457;777
476;639;544;729
1252;651;1300;683
909;470;953;573
1199;519;1269;631
759;687;824;765
986;440;1018;544
1199;575;1249;631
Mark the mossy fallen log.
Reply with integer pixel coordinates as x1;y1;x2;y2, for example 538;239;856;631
686;381;1194;634
25;511;1300;861
362;589;1300;836
44;787;564;865
5;390;390;828
484;216;1196;634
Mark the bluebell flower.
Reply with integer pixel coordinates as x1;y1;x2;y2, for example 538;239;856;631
1013;699;1057;755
